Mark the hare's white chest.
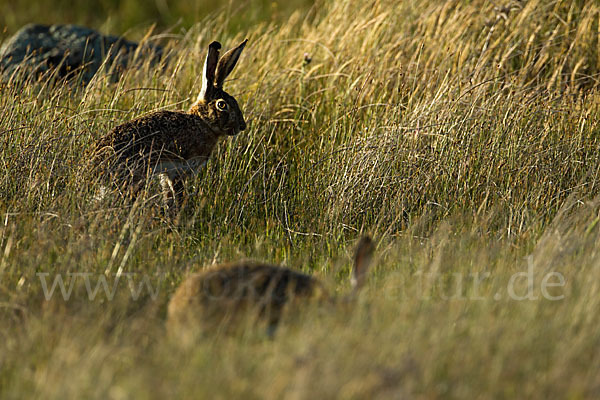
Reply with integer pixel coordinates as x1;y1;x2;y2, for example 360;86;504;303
152;157;207;180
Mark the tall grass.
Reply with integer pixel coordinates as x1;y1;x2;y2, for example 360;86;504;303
1;0;600;398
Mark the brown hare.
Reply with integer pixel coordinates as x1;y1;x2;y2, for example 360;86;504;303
167;236;375;336
92;39;248;208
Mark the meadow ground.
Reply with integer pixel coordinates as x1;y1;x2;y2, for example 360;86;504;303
1;0;600;398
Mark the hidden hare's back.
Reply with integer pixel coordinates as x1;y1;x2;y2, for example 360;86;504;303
167;236;375;336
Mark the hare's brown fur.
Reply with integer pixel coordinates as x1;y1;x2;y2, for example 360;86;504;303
167;237;375;334
168;261;329;331
97;111;219;162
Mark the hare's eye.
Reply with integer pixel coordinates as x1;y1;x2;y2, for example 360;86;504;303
216;99;228;111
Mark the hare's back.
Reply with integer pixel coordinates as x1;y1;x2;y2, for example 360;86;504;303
168;262;325;319
190;262;320;302
97;111;211;161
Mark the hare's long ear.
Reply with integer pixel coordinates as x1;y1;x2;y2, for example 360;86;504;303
214;39;248;89
196;41;221;104
351;236;375;291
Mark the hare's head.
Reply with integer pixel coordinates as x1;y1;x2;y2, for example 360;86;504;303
351;236;375;291
190;40;248;136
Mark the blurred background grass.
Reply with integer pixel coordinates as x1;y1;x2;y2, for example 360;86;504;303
0;0;315;40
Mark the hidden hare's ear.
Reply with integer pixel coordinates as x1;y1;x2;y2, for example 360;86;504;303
214;39;248;89
351;236;375;291
196;41;221;104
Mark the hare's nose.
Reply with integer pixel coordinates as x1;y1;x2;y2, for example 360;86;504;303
239;118;247;131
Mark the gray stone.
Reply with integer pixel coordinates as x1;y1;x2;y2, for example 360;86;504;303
0;23;163;83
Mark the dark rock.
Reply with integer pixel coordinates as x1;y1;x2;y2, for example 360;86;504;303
0;23;163;83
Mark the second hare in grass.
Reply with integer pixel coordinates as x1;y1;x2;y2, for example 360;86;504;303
93;39;248;208
167;236;375;335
